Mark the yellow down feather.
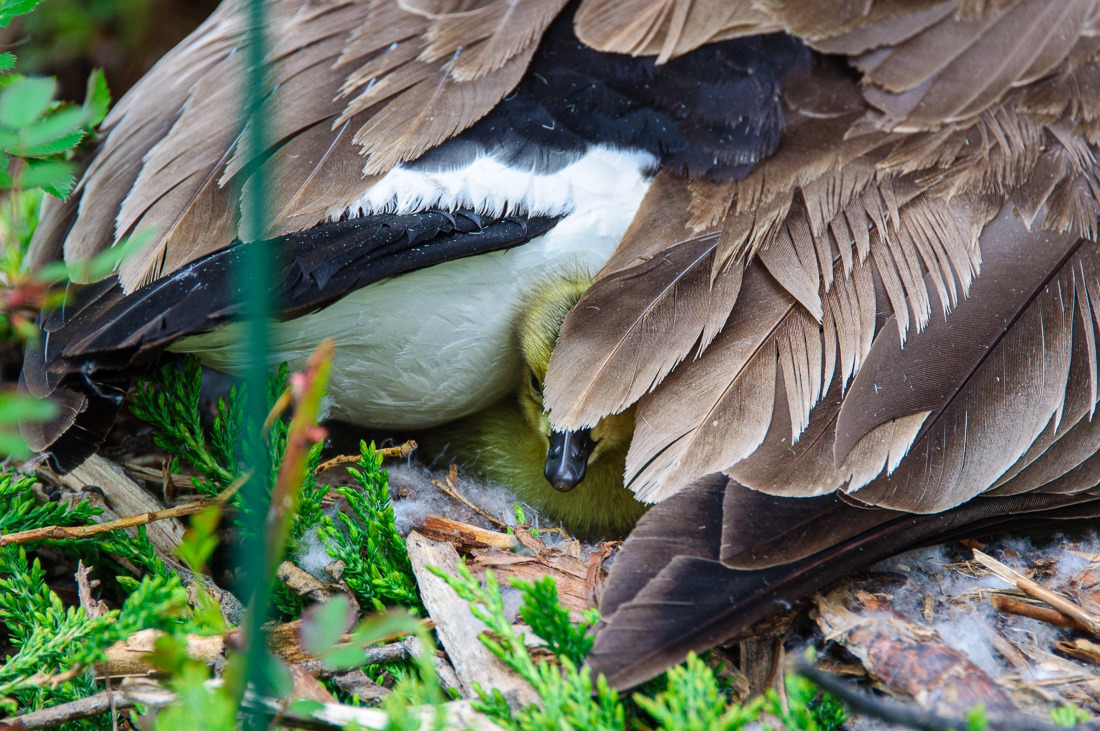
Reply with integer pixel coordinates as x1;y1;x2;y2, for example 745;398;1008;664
423;272;647;539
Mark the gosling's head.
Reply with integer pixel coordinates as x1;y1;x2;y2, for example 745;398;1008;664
514;275;635;494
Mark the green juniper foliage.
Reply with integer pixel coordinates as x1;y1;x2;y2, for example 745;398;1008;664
0;545;189;716
129;357;327;548
516;576;596;667
318;441;421;612
436;562;625;731
0;470;96;533
634;654;763;731
435;564;853;731
1051;703;1094;727
766;671;849;731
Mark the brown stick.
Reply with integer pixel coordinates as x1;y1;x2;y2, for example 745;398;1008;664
431;465;507;530
315;441;418;475
973;549;1100;636
0;473;248;547
418;516;517;551
0;691;134;730
990;594;1091;631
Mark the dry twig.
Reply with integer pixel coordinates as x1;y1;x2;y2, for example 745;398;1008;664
315;441;418;475
0;690;134;730
990;594;1091;632
974;550;1100;636
430;466;507;530
0;474;248;547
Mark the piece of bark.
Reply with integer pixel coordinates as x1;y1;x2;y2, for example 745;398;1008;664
585;541;618;606
327;668;391;704
45;454;185;558
419;516;518;551
1057;638;1100;665
739;636;784;699
0;690;135;730
105;620;413;677
287;664;339;705
277;561;342;604
75;561;108;619
406;532;537;707
815;587;1017;719
466;524;595;617
104;628;226;677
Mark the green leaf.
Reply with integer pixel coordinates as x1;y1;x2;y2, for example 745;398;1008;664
18;129;84;158
301;595;354;660
16;158;73;192
83;69;110;128
0;0;42;28
0;76;54;129
0;392;56;423
14;104;87;155
42;175;75;200
0;431;30;458
0;54;14;73
288;699;326;718
177;506;221;573
349;610;423;647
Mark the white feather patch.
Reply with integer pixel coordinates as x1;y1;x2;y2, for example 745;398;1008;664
335;146;657;222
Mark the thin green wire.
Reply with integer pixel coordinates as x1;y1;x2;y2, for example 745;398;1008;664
235;0;273;722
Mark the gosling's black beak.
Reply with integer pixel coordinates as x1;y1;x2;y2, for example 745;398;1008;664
545;429;595;492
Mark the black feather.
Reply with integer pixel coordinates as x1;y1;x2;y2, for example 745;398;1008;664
411;9;810;180
26;209;558;470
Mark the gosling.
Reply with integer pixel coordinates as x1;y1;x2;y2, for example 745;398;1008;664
423;274;647;539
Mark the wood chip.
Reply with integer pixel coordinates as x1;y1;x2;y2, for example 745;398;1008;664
103;628;225;677
406;532;537;707
815;586;1017;719
327;668;390;704
277;561;342;604
467;526;594;617
1056;638;1100;666
418;516;518;551
44;454;185;559
119;677;502;730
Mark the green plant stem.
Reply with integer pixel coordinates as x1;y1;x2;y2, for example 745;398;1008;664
231;0;275;722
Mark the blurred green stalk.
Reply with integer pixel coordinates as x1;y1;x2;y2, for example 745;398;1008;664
232;0;274;723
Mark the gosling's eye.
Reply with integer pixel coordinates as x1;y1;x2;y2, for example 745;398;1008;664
530;373;543;394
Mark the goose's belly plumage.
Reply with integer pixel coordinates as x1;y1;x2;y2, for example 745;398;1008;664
173;146;654;428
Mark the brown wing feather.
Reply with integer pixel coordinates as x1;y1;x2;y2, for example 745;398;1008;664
573;0;780;63
52;1;243;278
591;474;1100;690
544;174;740;429
261;120;380;239
337;0;564;173
40;0;565;293
422;0;570;80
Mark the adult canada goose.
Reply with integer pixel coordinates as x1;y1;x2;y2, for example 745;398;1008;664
19;0;1100;690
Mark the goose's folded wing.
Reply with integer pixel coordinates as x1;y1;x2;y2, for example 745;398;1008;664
546;16;1100;506
37;0;566;292
590;477;1100;689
